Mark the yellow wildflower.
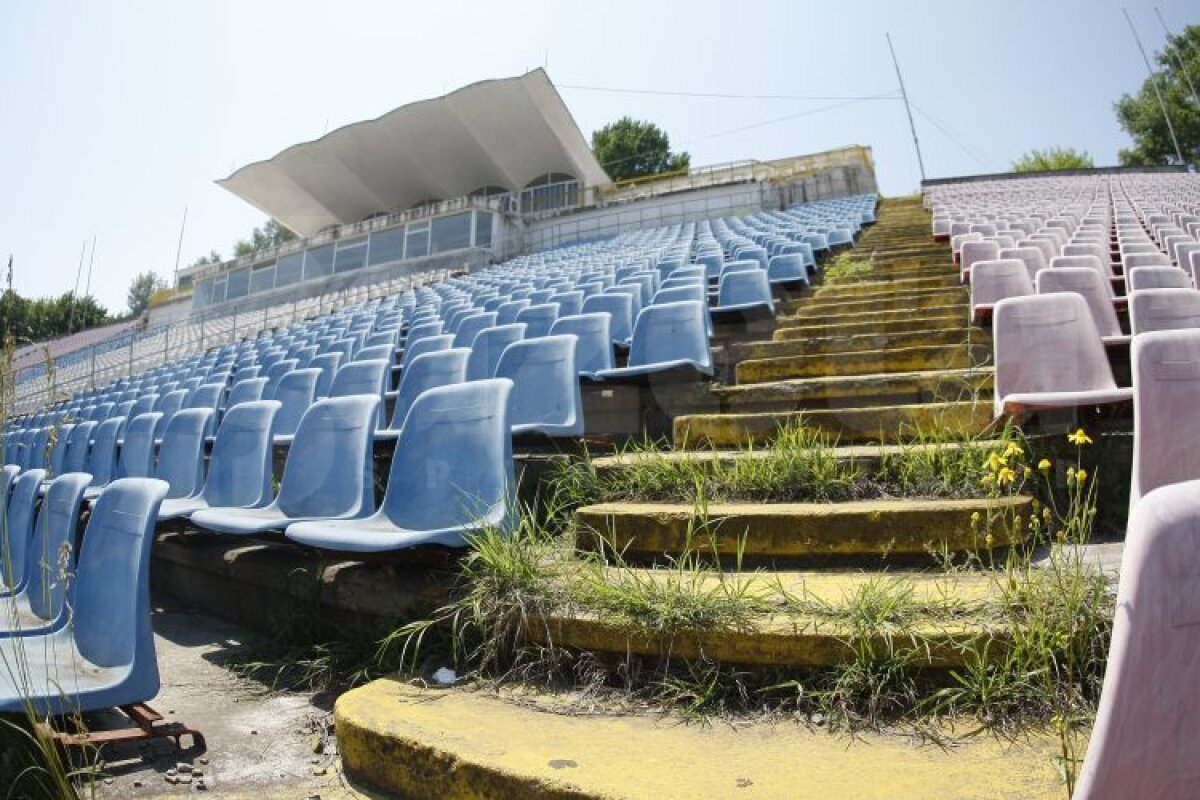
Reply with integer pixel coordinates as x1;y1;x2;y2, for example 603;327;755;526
985;533;995;547
970;511;981;524
997;466;1016;485
1067;429;1093;446
1024;466;1033;479
981;473;995;486
1004;442;1023;459
985;452;1005;472
1076;468;1088;482
1038;458;1052;472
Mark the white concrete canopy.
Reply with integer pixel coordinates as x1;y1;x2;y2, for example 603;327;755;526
218;69;610;237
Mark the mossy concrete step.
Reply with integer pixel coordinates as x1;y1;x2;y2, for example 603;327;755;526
715;367;993;414
674;400;994;448
782;302;968;329
732;327;983;362
574;496;1030;560
824;264;953;284
337;680;1071;799
775;313;966;340
782;289;967;321
736;343;989;383
807;275;960;300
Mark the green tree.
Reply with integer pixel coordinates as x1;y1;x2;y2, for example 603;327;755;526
127;271;167;317
1011;147;1095;173
591;117;691;182
188;250;223;269
1115;24;1200;165
0;289;108;341
233;218;298;257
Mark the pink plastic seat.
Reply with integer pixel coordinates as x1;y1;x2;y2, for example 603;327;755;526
1129;329;1200;509
1074;479;1200;798
969;259;1033;322
998;246;1048;282
992;293;1132;420
1126;266;1191;292
1036;267;1129;345
959;240;999;282
1129;289;1200;336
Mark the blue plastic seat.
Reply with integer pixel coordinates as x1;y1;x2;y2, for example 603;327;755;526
496;299;531;325
186;382;225;416
582;293;634;346
515;304;559;338
354;344;395;366
399;333;454;373
603;284;643;320
155;408;214;499
1;469;46;594
329;360;390;427
381;348;470;436
551;314;614;376
0;464;16;505
495;335;583;437
60;421;97;474
767;254;810;286
85;417;124;489
158;400;280;521
466;324;526;382
549;291;584;318
308;352;343;398
272;368;321;442
0;472;91;638
152;389;187;440
594;301;714;380
453;312;499;348
714;269;775;315
226;376;269;410
0;477;169;715
285;379;516;553
405;321;444;348
46;423;75;476
190;395;379;536
128;393;159;420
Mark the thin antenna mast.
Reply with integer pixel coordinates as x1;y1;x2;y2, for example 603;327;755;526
1153;8;1200;115
1123;8;1186;164
173;206;189;286
84;234;97;299
67;240;86;334
886;33;926;182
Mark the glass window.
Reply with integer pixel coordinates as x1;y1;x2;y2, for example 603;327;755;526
192;279;212;309
368;227;405;265
303;244;335;280
225;268;249;300
249;262;275;294
334;238;368;273
474;211;493;248
430;213;472;254
275;252;304;287
405;223;429;259
211;277;227;305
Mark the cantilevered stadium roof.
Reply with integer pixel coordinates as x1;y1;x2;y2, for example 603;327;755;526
217;69;610;237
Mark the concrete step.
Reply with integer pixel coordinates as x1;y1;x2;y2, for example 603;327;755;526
774;313;967;340
731;327;985;362
674;399;994;448
715;367;993;414
575;497;1029;561
337;680;1071;799
736;343;990;383
807;275;960;300
781;302;968;329
781;288;968;321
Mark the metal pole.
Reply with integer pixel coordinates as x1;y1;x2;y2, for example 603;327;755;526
1124;8;1187;165
1153;8;1200;117
886;33;926;182
173;206;188;287
67;240;86;334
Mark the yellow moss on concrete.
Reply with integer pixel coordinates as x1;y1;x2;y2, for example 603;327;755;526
336;680;1074;799
735;344;984;383
574;496;1031;559
774;314;966;340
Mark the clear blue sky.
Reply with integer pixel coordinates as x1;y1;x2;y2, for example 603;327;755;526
1;0;1196;312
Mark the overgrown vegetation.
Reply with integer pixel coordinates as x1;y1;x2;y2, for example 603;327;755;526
822;252;874;283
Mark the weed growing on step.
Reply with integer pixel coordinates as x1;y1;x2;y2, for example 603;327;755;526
822;252;874;284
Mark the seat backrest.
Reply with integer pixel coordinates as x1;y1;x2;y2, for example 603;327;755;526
1074;479;1200;798
390;349;470;430
186;383;225;413
202;400;280;508
551;314;614;374
86;417;124;487
308;352;343;398
514;304;559;338
582;293;634;344
62;420;98;474
1050;254;1113;283
153;389;188;439
272;368;321;436
496;299;531;326
1;468;45;591
277;395;378;519
23;472;91;622
998;247;1048;281
354;344;394;365
72;477;169;674
548;291;584;318
970;259;1035;309
655;284;706;306
1126;264;1190;292
226;377;269;410
960;240;1000;272
1036;266;1123;337
628;301;712;372
453;312;499;349
717;269;773;308
401;333;454;371
992;293;1117;417
48;423;75;477
1130;328;1200;506
495;335;582;436
329;360;389;426
117;412;161;480
155;408;214;499
466;323;526;382
381;379;516;533
767;254;807;283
